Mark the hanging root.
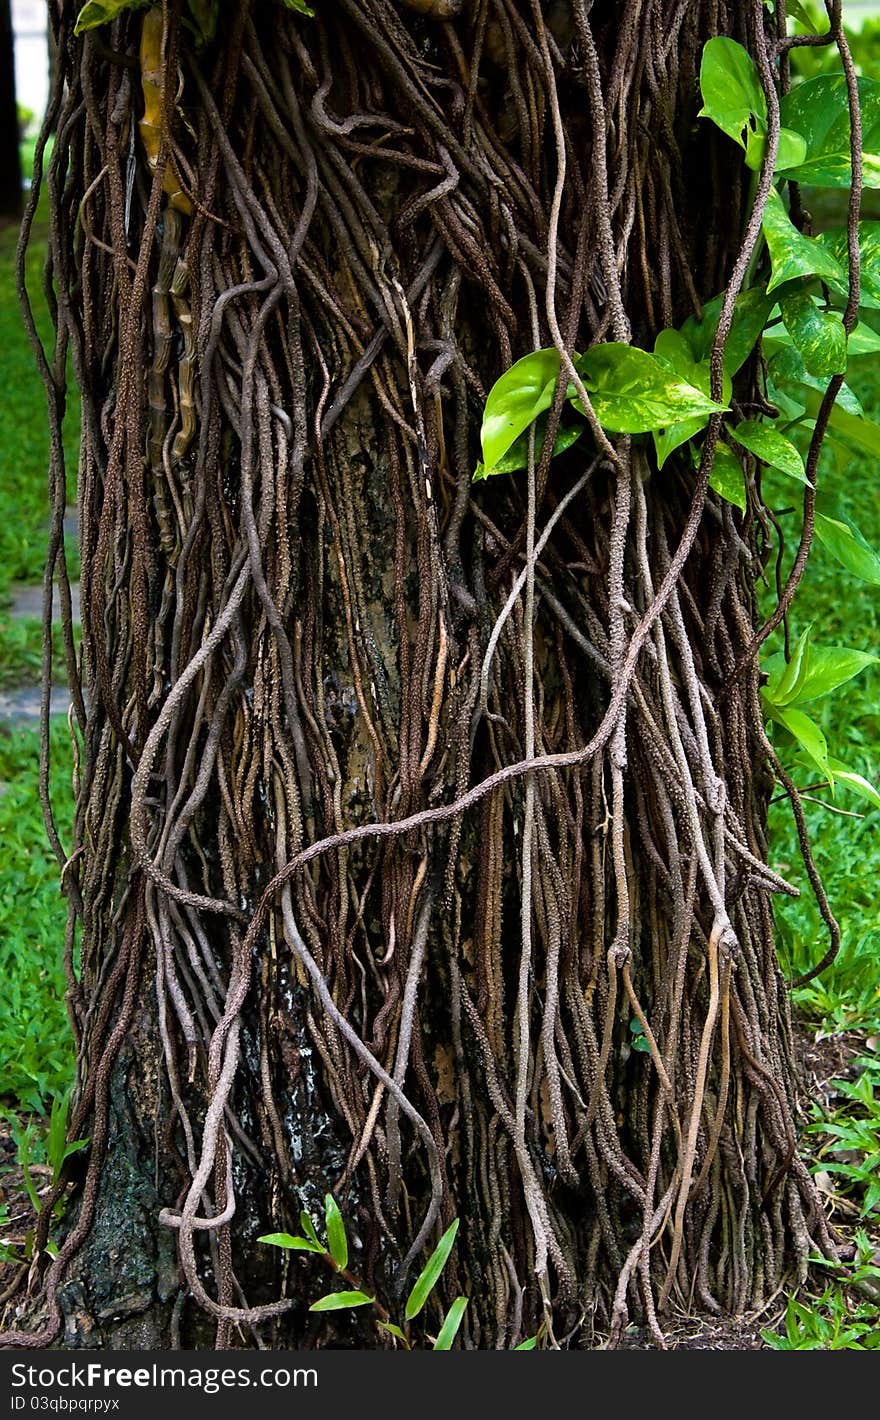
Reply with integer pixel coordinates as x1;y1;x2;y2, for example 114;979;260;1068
3;0;857;1350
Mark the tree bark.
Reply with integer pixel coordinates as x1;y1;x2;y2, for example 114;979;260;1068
5;0;836;1350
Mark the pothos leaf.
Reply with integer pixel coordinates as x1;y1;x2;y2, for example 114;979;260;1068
767;345;863;417
679;285;775;377
766;703;833;783
817;223;880;309
652;329;724;468
763;626;812;708
819;403;880;460
824;759;880;813
779;289;847;379
814;505;880;586
653;287;773;472
845;320;880;356
765;642;878;707
728;418;806;482
573;344;726;434
785;0;821;33
697;38;804;171
654;416;708;470
481;342;726;467
698;38;766;154
708;442;747;512
762;189;848;294
473;415;585;481
74;0;150;32
480;349;565;469
778;74;880;189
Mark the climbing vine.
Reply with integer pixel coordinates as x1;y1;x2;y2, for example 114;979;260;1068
478;33;880;811
3;0;876;1352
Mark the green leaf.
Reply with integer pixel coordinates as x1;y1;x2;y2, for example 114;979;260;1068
729;418;806;482
376;1321;409;1345
698;38;766;155
309;1290;374;1312
680;285;774;377
258;1232;326;1254
653;328;710;384
404;1218;460;1321
62;1138;90;1164
708;442;747;512
186;0;218;44
769;129;810;174
825;758;880;813
696;37;804;171
280;0;315;14
654;287;774;468
652;329;723;468
473;416;585;480
786;1;820;33
814;507;880;585
769;644;878;705
515;1336;539;1350
767;345;863;418
47;1088;71;1182
817;223;880;309
762;190;848;294
74;0;150;32
765;309;880;360
845;320;880;356
433;1297;469;1350
779;290;847;378
764;626;812;708
480;350;564;469
574;344;726;434
821;404;880;460
300;1210;324;1250
324;1193;348;1271
654;417;707;470
778;75;880;188
768;704;832;782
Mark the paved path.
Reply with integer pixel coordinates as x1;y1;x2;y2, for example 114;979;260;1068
0;507;79;728
0;683;72;724
7;579;80;626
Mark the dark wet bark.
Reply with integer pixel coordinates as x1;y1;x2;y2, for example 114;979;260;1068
0;0;22;220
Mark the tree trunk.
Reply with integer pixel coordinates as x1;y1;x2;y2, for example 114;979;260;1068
0;0;22;220
5;0;836;1349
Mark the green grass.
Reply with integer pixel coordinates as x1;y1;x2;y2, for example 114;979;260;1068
0;148;80;606
766;356;880;1038
0;723;75;1112
758;334;880;1352
0;149;79;1115
0;616;74;693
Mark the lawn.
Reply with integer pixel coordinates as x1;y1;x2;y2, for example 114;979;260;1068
0;149;79;1121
